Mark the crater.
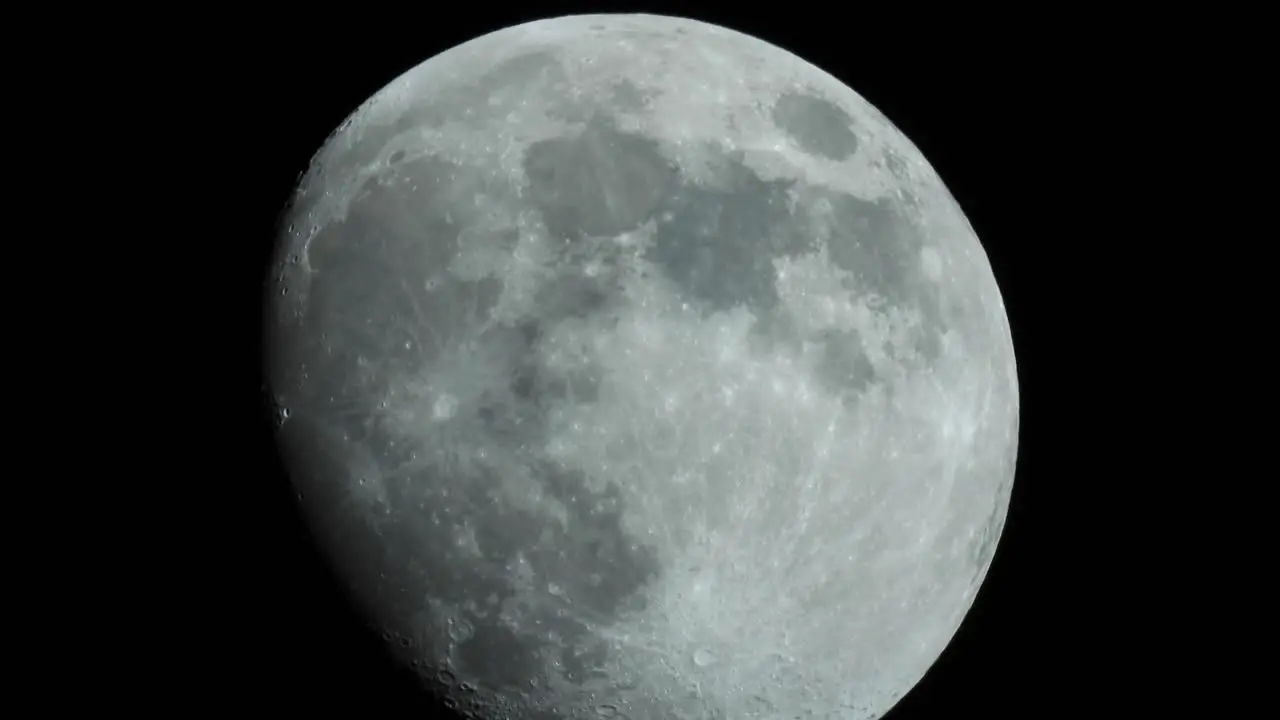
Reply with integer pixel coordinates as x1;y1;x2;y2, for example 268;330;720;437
771;90;859;161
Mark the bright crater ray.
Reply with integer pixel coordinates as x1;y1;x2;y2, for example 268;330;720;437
266;13;1018;720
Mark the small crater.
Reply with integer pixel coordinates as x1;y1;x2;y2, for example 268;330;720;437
388;149;406;164
693;648;718;667
447;617;474;642
437;668;457;685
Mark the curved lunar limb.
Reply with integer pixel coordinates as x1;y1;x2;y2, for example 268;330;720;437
266;13;1018;720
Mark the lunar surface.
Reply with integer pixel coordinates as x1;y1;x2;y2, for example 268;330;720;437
265;13;1018;720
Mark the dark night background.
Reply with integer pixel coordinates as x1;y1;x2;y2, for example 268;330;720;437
206;3;1126;717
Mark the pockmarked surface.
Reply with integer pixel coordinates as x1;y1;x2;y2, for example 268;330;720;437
266;13;1019;720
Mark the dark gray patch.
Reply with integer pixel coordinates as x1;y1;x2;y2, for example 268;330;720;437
478;52;568;99
290;363;660;693
973;478;1013;574
523;114;677;240
531;462;658;619
300;440;661;693
814;190;947;363
771;90;859;161
609;79;653;113
509;317;605;407
819;190;942;335
534;271;614;320
972;523;997;572
478;306;604;414
504;276;612;408
276;416;395;593
812;329;877;395
276;53;567;289
814;184;947;376
509;360;538;404
285;155;511;439
970;502;1006;581
270;151;575;683
745;308;800;356
472;386;544;449
417;461;659;690
273;69;675;707
732;185;949;397
647;145;816;314
454;623;543;690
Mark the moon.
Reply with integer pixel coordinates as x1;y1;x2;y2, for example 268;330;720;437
265;13;1018;720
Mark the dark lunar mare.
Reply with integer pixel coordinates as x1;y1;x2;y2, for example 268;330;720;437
771;89;860;161
271;87;950;711
520;108;946;394
275;143;665;700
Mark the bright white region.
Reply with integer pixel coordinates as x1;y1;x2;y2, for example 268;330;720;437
432;393;459;420
921;247;943;281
